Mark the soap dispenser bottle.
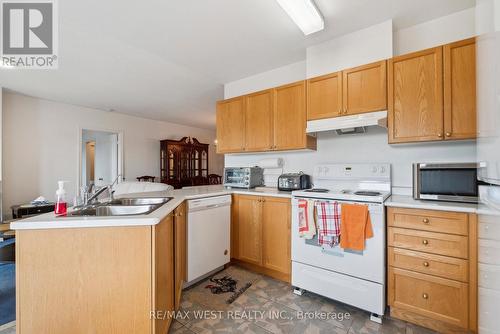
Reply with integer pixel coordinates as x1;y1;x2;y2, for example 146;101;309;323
55;181;68;215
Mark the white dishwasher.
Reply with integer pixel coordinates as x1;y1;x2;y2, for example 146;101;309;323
186;195;231;286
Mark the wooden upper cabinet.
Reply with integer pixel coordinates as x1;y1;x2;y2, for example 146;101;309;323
274;81;310;150
262;197;291;276
307;72;343;120
216;97;246;153
444;38;477;140
388;47;444;143
343;60;387;116
245;89;274;151
237;195;262;265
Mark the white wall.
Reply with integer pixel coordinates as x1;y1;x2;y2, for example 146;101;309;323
225;129;476;192
306;20;393;78
393;8;476;55
223;15;478;193
2;92;224;217
224;61;306;99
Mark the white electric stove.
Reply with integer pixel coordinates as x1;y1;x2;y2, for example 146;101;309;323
291;163;391;323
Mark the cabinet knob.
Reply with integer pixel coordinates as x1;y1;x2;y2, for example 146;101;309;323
446;132;451;137
338;108;342;115
423;261;430;267
344;108;348;114
422;218;429;224
422;239;429;245
224;249;228;255
422;293;429;299
437;133;443;138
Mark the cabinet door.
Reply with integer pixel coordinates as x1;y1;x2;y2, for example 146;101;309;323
444;38;477;140
174;203;186;310
245;89;274;151
262;197;291;277
343;60;387;116
274;81;307;150
307;72;343;120
153;214;175;334
388;47;444;143
237;195;262;265
216;97;246;153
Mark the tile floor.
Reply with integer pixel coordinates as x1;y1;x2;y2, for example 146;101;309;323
0;266;439;334
169;267;437;334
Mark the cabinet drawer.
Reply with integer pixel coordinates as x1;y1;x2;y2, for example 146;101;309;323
388;207;468;236
388;247;469;282
388;227;468;259
389;267;469;328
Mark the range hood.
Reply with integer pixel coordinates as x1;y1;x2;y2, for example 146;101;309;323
306;110;388;134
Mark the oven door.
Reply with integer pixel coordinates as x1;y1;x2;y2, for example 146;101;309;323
413;163;479;203
291;197;386;284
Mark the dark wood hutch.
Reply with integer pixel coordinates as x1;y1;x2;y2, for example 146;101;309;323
160;137;209;189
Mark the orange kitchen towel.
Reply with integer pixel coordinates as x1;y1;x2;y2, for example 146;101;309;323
340;203;373;251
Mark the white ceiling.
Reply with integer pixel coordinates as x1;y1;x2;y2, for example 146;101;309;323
0;0;475;129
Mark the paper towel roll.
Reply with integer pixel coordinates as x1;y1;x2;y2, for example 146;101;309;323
258;158;283;168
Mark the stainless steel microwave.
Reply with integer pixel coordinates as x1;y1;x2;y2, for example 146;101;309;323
413;163;479;203
223;167;264;189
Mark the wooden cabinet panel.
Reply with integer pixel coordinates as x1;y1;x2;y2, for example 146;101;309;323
444;38;477;140
274;81;308;150
216;97;246;153
262;197;291;276
307;72;343;120
174;203;186;310
388;47;444;143
389;267;469;328
245;89;274;151
237;195;262;265
387;207;469;236
343;60;387;116
389;247;469;282
16;227;153;334
388;227;468;259
153;214;175;334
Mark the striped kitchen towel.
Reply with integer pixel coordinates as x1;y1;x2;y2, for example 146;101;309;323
315;201;341;247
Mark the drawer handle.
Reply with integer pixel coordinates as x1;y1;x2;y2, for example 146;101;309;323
423;261;430;267
422;239;429;245
422;293;429;300
422;218;429;224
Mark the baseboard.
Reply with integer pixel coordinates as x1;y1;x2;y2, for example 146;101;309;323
390;306;472;334
229;259;290;283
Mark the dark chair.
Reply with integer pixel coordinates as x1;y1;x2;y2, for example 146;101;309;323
137;175;155;182
208;174;222;185
190;176;208;186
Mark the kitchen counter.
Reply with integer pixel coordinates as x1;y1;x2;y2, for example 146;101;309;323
385;195;478;213
10;185;292;230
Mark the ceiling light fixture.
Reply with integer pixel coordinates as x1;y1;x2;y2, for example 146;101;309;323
276;0;324;35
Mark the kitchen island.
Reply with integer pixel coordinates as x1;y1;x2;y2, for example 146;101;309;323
10;185;291;334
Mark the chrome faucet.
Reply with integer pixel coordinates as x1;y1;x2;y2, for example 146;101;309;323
84;174;122;205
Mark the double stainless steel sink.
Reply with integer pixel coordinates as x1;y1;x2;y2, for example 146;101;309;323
67;197;173;217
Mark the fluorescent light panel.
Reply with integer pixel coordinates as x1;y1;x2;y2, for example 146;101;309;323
276;0;324;35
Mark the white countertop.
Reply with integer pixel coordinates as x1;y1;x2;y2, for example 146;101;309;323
10;185;292;230
385;195;478;213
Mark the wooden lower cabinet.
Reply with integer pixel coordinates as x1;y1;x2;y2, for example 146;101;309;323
231;194;291;282
153;213;175;334
387;207;477;334
174;202;187;310
16;213;177;334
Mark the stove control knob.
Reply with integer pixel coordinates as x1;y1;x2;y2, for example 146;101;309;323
372;166;378;173
380;166;386;173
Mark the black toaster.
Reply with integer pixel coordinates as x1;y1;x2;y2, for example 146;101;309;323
277;172;312;191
